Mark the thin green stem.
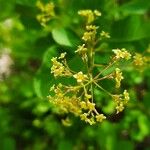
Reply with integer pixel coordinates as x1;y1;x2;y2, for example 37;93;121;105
94;64;107;67
63;59;77;74
94;61;115;80
95;73;113;82
93;81;112;97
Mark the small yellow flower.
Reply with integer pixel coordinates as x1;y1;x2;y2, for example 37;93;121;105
116;102;124;114
75;44;88;61
96;114;106;122
75;44;87;54
78;10;94;24
82;31;93;41
133;53;144;66
78;9;101;24
100;31;110;38
82;25;97;42
112;94;121;104
87;117;96;125
36;1;55;26
94;10;101;16
86;25;98;31
112;48;131;60
87;101;95;110
51;61;65;77
51;57;71;77
61;118;72;126
73;71;88;83
58;52;67;59
80;113;88;121
123;90;130;104
51;57;57;63
114;68;124;88
85;93;92;99
80;101;87;109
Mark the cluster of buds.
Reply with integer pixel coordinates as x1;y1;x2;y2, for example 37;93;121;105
75;44;88;62
133;53;148;67
48;83;106;126
82;25;98;42
51;53;72;77
114;68;124;88
112;90;130;114
36;1;55;26
80;101;106;125
112;48;131;60
73;71;88;83
78;10;101;24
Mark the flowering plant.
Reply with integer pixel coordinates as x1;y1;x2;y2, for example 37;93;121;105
48;10;132;125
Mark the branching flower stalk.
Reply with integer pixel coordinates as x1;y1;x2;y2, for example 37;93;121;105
48;10;132;125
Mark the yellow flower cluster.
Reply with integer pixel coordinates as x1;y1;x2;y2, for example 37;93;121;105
112;48;131;60
73;71;88;83
48;9;131;125
36;1;55;26
49;95;82;116
51;53;72;77
82;25;98;42
80;113;106;125
78;10;101;24
112;90;130;114
48;83;106;125
133;53;147;66
75;44;88;61
114;68;124;88
80;100;106;125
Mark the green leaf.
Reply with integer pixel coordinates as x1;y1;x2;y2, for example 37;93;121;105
111;15;150;42
119;0;150;16
68;55;86;72
52;28;80;47
34;46;57;98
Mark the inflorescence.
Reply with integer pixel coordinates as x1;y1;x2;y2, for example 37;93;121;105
47;9;132;125
36;1;55;26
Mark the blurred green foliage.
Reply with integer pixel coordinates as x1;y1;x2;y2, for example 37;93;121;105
0;0;150;149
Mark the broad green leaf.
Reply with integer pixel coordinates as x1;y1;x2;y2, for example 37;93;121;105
68;55;86;72
52;28;80;47
111;15;150;42
119;0;150;16
34;46;57;98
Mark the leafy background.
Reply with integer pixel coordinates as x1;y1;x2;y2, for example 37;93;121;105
0;0;150;149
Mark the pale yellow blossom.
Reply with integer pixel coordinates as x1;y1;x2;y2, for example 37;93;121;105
73;71;88;83
96;114;106;122
114;68;124;88
112;48;131;60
